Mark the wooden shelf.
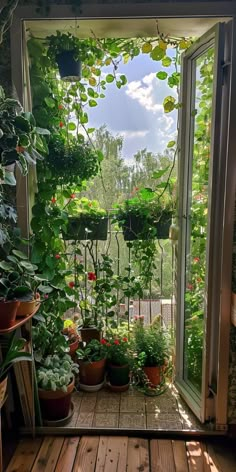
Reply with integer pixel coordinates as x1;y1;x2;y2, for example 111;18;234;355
0;303;40;334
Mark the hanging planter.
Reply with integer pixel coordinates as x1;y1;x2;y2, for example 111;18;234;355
120;210;172;241
64;215;108;241
56;50;82;82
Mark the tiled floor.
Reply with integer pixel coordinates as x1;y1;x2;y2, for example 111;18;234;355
65;384;211;431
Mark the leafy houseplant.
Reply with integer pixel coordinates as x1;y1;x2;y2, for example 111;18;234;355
64;197;108;241
105;334;130;391
76;339;107;390
0;332;32;407
47;135;99;187
0;86;49;180
132;318;169;387
46;32;84;81
114;188;172;241
37;354;79;421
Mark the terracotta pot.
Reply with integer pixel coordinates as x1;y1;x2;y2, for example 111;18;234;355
108;364;130;387
0;300;19;329
143;366;164;387
80;327;101;343
69;339;79;357
16;299;38;317
0;376;8;408
38;377;74;421
78;358;106;386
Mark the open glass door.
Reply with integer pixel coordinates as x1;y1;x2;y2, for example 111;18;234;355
175;23;226;423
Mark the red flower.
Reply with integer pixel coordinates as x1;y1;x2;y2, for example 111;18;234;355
44;294;49;299
70;193;76;199
106;343;111;347
122;337;128;342
193;257;200;263
140;315;144;320
58;104;63;110
59;121;64;128
51;197;56;204
16;146;25;153
187;283;193;290
55;254;61;260
68;281;75;288
101;338;107;345
88;272;96;281
114;340;120;345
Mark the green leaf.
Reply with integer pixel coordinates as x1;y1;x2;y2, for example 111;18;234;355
12;249;28;260
167;140;176;148
120;74;127;85
35;127;50;136
162;56;172;67
88;100;97;107
19;261;37;271
151;46;165;61
156;71;168;80
44;97;55;108
96;150;104;162
163;96;176;113
14;115;31;132
0;261;13;271
87;128;95;134
106;74;115;83
152;166;170;179
68;122;76;131
3;171;16;186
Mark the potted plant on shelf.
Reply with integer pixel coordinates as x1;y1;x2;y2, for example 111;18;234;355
105;334;131;392
0;332;32;408
36;353;79;422
64;197;108;241
132;317;169;388
0;248;44;321
76;339;107;391
113;186;172;241
62;319;80;358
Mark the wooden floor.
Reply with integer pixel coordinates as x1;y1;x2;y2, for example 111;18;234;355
5;436;236;471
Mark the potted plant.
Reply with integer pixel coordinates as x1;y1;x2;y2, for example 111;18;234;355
132;318;169;388
62;319;80;358
105;334;131;392
113;187;172;241
47;135;99;187
64;197;108;241
0;249;43;320
76;339;107;391
0;332;32;408
0;85;49;177
46;32;83;81
36;354;79;421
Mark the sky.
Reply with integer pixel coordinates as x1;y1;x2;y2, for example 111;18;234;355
87;48;178;163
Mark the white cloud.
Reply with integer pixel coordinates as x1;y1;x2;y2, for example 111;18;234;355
120;130;149;139
126;73;164;113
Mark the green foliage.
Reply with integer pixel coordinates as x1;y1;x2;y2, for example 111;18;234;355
36;354;78;392
0;331;32;381
132;319;169;367
104;334;130;366
33;312;69;363
76;339;107;363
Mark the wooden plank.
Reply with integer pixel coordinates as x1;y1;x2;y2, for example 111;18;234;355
150;439;176;472
172;441;189;472
73;436;99;472
55;437;80;472
95;436;128;472
31;437;64;472
6;438;42;472
127;438;149;472
201;443;218;472
207;442;236;472
186;442;204;472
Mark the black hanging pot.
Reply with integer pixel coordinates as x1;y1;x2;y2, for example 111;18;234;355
56;50;82;82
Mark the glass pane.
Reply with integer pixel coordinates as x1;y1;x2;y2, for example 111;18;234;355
184;46;214;393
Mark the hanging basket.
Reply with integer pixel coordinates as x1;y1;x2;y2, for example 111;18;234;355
63;216;108;241
56;50;82;82
121;211;172;241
